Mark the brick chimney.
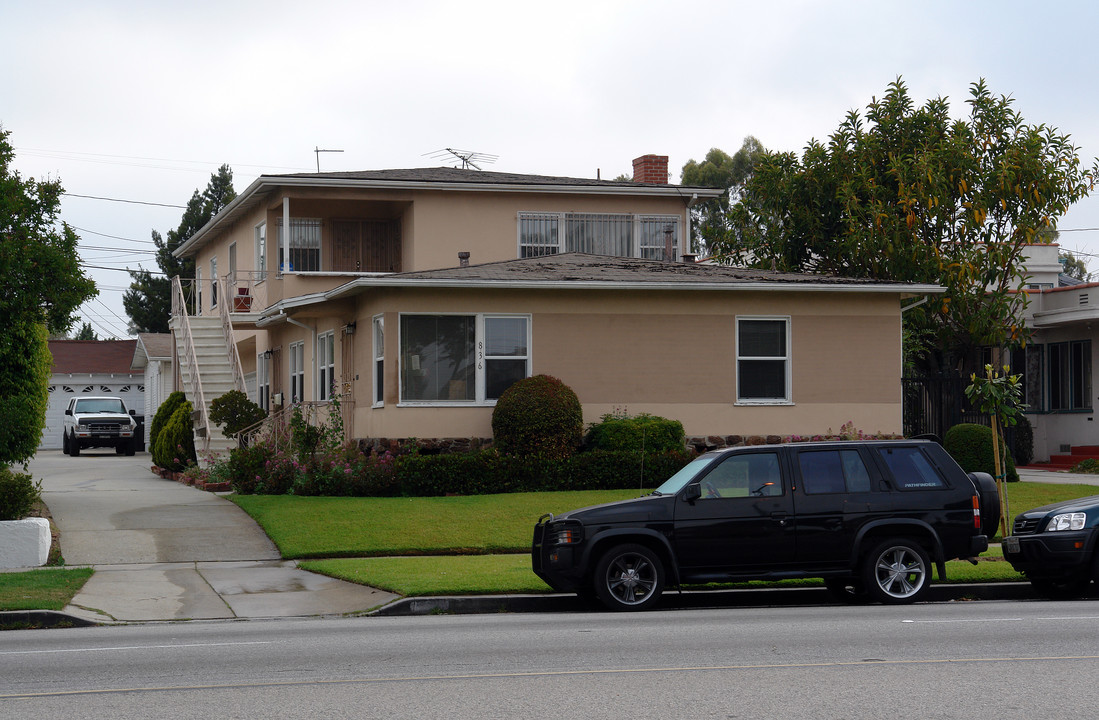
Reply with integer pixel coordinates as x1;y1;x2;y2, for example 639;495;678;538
632;154;669;184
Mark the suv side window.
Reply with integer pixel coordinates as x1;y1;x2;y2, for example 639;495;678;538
877;446;947;490
798;449;872;494
700;452;783;499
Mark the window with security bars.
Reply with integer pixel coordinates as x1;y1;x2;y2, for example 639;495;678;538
277;218;322;272
518;212;680;259
1049;339;1091;411
737;317;790;403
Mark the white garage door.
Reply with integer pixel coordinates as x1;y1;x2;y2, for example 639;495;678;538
41;377;145;451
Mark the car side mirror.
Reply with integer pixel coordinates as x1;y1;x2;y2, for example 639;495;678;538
129;409;136;416
65;409;72;416
683;484;701;503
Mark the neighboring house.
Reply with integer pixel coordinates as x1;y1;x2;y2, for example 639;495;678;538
42;339;143;451
1008;243;1099;464
130;333;174;446
170;154;939;452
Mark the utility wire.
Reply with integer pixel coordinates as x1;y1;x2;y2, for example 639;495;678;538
63;193;186;209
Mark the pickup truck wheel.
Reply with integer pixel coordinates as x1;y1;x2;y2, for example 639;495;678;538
62;432;69;455
862;539;930;604
593;544;664;611
69;433;80;457
125;441;136;456
115;445;126;455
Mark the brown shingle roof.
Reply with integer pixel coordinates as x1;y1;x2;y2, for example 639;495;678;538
49;340;139;375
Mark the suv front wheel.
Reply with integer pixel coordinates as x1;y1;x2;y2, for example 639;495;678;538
862;539;931;604
593;544;665;611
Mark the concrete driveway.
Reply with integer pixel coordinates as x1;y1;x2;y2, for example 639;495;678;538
29;450;396;623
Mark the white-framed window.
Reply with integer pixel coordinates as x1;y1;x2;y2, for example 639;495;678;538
736;316;791;404
1049;339;1091;411
277;218;322;272
518;212;681;260
373;315;384;407
255;222;267;282
257;352;270;412
210;256;218;308
398;314;531;405
317;331;335;401
289;341;305;403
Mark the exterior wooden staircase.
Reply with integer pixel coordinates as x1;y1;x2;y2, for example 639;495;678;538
170;277;246;459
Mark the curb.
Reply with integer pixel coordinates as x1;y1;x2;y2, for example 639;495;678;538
0;610;100;630
371;582;1040;616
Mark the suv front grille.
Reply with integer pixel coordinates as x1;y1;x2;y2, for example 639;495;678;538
1013;518;1041;535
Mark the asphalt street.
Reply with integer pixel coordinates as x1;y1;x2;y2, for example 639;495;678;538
3;600;1099;718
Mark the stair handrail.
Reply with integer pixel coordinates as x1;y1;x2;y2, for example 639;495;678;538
216;274;247;394
236;397;353;451
172;276;211;454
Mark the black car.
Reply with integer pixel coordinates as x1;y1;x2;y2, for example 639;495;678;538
532;440;1000;610
1002;495;1099;597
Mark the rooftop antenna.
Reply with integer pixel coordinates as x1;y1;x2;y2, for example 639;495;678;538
314;146;344;172
423;148;499;170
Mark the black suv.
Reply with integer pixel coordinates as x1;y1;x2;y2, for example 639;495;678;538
532;440;1000;610
1002;495;1099;597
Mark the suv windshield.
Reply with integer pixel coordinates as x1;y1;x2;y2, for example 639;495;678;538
74;399;125;414
653;453;720;495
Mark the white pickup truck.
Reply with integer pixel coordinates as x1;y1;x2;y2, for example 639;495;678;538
62;396;138;456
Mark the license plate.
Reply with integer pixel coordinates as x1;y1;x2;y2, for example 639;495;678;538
1003;536;1020;553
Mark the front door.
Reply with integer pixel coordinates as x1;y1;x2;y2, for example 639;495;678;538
673;450;796;577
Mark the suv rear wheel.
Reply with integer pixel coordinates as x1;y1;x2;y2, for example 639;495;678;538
862;539;931;604
593;544;665;611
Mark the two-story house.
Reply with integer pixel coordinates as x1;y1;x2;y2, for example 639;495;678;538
171;154;940;453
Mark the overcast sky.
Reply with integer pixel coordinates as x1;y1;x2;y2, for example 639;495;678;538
4;0;1098;339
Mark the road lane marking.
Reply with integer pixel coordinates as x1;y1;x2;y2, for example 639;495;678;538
0;641;273;656
4;654;1099;699
902;615;1099;624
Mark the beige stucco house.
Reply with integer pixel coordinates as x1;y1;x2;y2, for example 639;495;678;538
170;155;939;451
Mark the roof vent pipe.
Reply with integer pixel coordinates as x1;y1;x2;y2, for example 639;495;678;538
458;251;470;268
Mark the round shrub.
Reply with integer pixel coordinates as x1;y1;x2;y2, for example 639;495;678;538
150;391;187;453
209;389;266;442
491;375;583;459
0;321;51;466
0;465;42;521
153;400;197;472
943;423;1019;482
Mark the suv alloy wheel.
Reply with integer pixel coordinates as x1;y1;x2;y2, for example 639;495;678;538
593;544;665;611
862;539;931;604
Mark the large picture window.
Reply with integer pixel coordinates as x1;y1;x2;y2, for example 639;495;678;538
399;314;530;404
737;317;791;403
277;218;322;272
1049;340;1091;411
519;212;680;260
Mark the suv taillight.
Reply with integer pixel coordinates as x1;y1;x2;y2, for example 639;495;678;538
972;494;981;530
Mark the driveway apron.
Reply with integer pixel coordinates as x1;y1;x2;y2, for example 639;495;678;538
30;451;396;623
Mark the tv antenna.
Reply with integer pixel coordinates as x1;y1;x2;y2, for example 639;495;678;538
314;146;344;172
424;148;498;170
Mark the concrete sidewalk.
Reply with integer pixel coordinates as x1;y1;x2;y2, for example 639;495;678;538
1017;466;1099;486
27;451;396;624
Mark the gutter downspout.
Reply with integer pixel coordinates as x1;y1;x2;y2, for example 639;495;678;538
286;315;316;402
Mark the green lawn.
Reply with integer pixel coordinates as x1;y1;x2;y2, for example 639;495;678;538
235;482;1091;596
231;490;638;559
0;568;94;612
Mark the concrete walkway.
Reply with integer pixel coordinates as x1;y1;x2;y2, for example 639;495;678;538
1017;466;1099;485
28;451;397;623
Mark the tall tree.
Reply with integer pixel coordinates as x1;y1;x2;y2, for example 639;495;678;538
722;79;1097;373
680;137;766;255
0;126;97;465
123;164;237;333
74;322;97;340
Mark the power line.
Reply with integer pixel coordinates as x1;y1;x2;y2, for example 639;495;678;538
72;225;156;245
63;193;186;209
16;146;310;173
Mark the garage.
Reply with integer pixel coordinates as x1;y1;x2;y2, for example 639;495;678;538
42;340;144;452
